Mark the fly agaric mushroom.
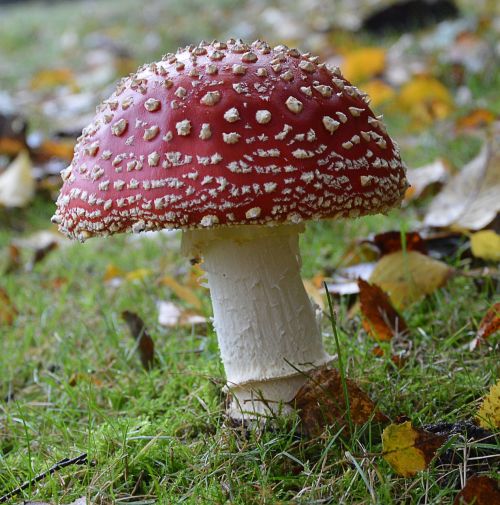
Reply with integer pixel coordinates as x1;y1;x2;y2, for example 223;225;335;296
53;39;408;419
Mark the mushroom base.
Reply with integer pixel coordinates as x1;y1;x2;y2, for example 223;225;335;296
183;225;332;419
226;373;309;420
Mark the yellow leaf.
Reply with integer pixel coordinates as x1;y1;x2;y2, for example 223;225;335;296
342;47;386;83
303;279;324;311
159;275;202;310
125;268;152;281
398;76;453;125
382;421;446;477
0;149;35;208
30;67;78;91
103;263;124;282
362;79;395;107
470;230;500;261
476;380;500;429
369;251;453;309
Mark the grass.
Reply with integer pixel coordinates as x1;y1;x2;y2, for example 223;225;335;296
1;1;499;504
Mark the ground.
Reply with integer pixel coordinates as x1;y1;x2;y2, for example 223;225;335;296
0;0;499;504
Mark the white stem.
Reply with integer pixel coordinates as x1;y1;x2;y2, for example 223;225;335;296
182;226;331;418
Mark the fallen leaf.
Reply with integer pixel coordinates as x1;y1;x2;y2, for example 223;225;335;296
303;279;325;311
159;275;203;310
342;47;386;83
361;79;395;107
103;263;124;283
124;268;152;281
477;303;500;343
369;251;453;309
424;140;500;230
405;159;449;201
326;263;376;296
31;138;75;163
68;372;103;388
454;475;500;505
0;288;17;326
470;230;500;261
457;109;496;131
370;231;427;256
293;368;388;437
359;279;408;341
157;300;206;328
0;112;27;156
3;244;22;274
382;421;447;477
30;67;77;91
0;149;35;207
476;379;500;430
122;311;155;370
397;75;453;125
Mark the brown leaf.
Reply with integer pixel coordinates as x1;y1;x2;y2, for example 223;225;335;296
370;231;427;256
359;279;408;341
457;109;496;131
454;475;500;505
0;287;17;326
4;244;22;274
382;421;447;477
121;311;155;370
0;112;27;157
293;368;388;437
477;303;500;342
27;241;58;271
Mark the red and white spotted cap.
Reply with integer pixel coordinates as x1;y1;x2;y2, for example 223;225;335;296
53;39;408;241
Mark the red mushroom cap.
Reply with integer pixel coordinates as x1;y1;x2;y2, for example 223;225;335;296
53;39;408;240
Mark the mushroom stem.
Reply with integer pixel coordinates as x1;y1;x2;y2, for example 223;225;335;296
182;225;332;419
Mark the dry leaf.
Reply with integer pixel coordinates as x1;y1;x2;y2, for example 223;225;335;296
370;231;427;256
369;251;453;309
361;79;395;107
30;67;77;91
342;47;386;83
457;109;496;131
0;287;17;325
303;279;325;311
0;149;35;207
397;75;453;125
159;275;203;310
103;263;124;283
382;421;447;477
157;300;206;328
470;230;500;261
405;159;449;201
454;475;500;505
293;368;388;437
122;311;155;370
424;140;500;230
3;244;22;274
358;279;408;341
477;303;500;342
68;372;103;388
0;112;27;157
476;380;500;430
31;138;75;162
326;263;376;296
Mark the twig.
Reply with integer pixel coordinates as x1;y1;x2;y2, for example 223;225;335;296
0;453;88;503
